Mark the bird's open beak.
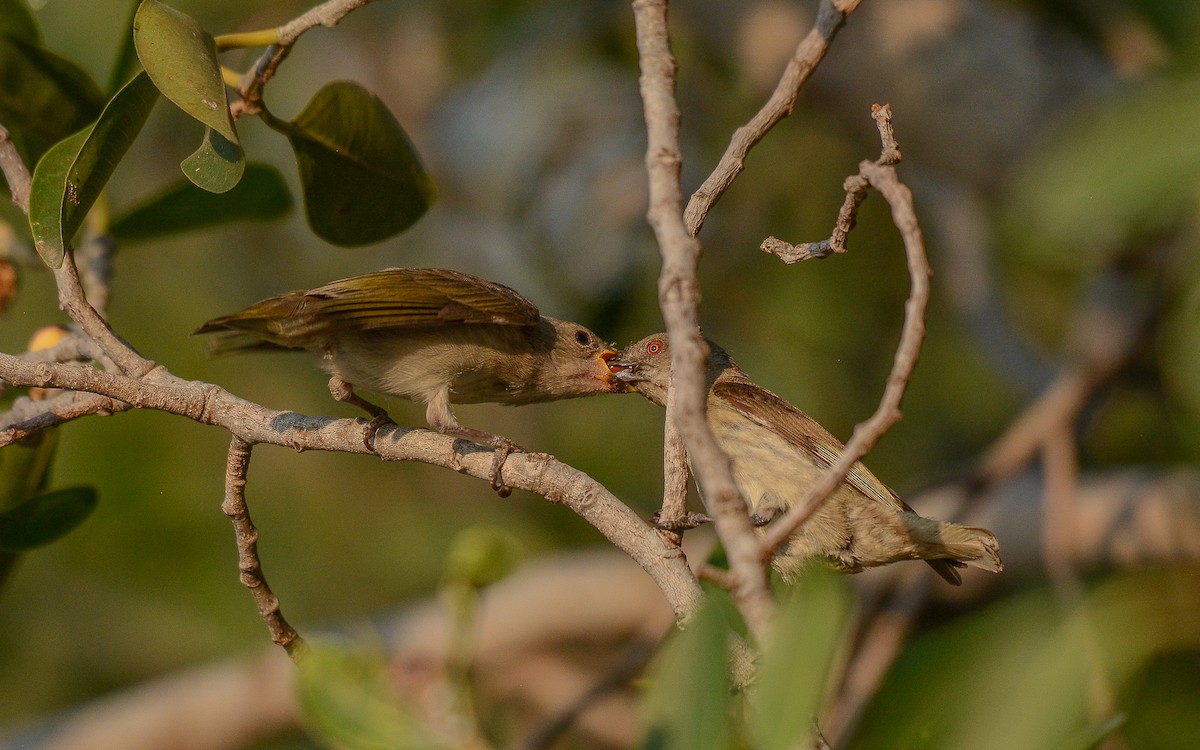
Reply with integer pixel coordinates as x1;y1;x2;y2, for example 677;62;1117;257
600;350;638;392
600;349;624;372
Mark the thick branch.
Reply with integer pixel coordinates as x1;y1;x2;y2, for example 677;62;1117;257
0;354;705;624
632;0;775;640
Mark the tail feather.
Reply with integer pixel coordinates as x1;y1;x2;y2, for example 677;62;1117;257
921;522;1003;584
193;291;312;349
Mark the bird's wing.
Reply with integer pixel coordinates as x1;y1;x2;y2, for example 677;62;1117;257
306;268;541;331
712;379;909;513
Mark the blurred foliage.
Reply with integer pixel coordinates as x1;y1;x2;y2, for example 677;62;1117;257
849;568;1200;749
640;572;852;750
0;0;1198;748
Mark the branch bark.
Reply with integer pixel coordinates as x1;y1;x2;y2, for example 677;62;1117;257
223;437;307;657
632;0;775;640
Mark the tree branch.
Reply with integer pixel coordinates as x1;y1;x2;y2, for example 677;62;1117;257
0;124;31;213
762;105;931;557
682;0;863;236
223;437;307;657
231;0;381;117
0;353;706;626
632;0;775;640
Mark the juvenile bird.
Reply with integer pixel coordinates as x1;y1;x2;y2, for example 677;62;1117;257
195;267;628;493
613;333;1002;584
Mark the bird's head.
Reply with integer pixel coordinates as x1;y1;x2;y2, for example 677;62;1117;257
613;333;737;406
611;333;675;406
532;319;633;399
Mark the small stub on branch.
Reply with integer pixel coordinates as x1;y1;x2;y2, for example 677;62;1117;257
761;236;833;263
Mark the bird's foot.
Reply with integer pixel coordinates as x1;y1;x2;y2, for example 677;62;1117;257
486;439;523;498
650;510;713;531
362;413;395;452
749;511;776;527
329;376;392;451
446;425;525;497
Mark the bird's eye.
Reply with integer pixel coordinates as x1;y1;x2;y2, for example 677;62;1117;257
574;330;591;346
646;340;663;355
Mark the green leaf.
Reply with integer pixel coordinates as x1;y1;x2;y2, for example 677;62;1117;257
297;641;437;749
0;486;97;551
0;0;40;44
0;36;104;168
110;162;291;241
641;600;732;750
283;81;436;246
180;127;244;193
107;0;144;94
751;571;852;750
28;71;159;268
133;0;237;143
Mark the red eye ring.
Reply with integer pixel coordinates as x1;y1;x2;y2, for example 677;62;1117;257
646;340;663;355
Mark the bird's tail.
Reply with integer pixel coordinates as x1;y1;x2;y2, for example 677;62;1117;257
911;518;1003;586
193;291;311;352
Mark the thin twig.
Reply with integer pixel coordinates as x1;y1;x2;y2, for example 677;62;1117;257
762;104;900;263
762;105;931;557
524;638;659;750
231;0;380;117
657;395;690;535
632;0;775;641
223;437;307;657
682;0;863;236
0;119;150;378
0;124;31;213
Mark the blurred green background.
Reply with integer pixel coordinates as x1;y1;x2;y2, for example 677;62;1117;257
3;0;1200;746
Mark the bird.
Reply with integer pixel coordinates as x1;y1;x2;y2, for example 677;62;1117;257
612;333;1002;584
195;267;629;494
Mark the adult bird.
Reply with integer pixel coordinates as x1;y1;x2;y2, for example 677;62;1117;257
196;267;628;493
613;333;1002;584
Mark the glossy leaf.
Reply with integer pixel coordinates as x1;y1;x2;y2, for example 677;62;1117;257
28;72;159;268
751;571;852;750
110;162;291;241
0;36;104;168
133;0;237;143
285;81;436;246
640;600;731;750
180;127;244;193
0;0;40;44
0;486;97;551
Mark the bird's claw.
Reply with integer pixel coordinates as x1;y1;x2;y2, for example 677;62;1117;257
362;414;394;452
650;511;713;531
749;512;775;527
487;439;523;498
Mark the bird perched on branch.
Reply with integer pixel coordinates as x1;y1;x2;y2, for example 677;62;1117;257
195;267;628;494
612;333;1002;584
